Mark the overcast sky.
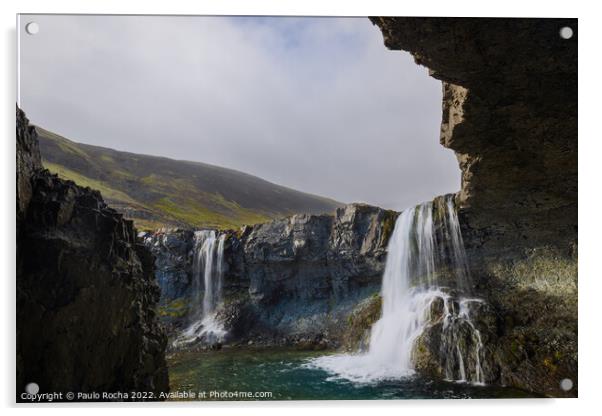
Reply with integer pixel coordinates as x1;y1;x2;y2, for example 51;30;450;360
19;15;460;211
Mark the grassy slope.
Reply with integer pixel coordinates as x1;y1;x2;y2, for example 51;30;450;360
36;127;343;231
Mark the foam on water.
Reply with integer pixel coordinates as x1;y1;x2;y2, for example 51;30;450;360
311;196;485;384
174;230;227;347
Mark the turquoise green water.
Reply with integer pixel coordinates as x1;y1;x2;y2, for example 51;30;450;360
167;348;537;400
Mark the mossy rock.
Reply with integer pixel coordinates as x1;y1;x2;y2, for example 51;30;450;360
380;211;398;246
157;297;190;319
340;293;382;351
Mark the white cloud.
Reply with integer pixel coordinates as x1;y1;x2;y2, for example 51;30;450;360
19;15;459;210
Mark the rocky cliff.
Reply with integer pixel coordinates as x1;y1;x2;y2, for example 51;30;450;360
370;17;577;255
16;107;169;400
370;18;577;397
143;204;398;348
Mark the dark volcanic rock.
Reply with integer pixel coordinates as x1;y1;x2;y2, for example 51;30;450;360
413;297;500;384
142;229;195;302
328;205;398;298
370;17;577;254
370;17;577;397
243;213;335;304
16;106;42;223
242;204;398;306
145;204;397;346
16;107;169;400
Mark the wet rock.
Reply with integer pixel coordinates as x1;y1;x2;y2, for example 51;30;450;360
370;17;577;397
413;295;497;384
340;293;382;351
144;204;397;346
142;229;195;303
428;296;445;323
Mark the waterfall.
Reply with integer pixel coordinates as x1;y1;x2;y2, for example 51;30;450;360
174;230;227;347
311;195;485;385
442;195;472;293
439;297;485;383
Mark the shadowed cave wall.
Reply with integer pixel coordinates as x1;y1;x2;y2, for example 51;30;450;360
369;17;577;397
16;107;169;400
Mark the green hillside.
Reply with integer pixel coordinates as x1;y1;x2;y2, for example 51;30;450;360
36;127;343;231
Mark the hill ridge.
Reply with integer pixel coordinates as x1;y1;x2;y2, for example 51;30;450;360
36;126;343;230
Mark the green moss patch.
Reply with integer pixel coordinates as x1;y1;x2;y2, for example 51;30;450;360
158;298;190;318
341;293;382;351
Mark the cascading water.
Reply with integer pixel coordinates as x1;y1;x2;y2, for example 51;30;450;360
441;195;472;293
310;195;486;385
174;230;227;347
438;297;485;383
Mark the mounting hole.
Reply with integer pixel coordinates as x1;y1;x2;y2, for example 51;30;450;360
25;382;39;395
560;378;573;391
559;26;573;40
25;22;39;35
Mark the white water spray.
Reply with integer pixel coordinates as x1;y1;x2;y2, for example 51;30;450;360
174;230;227;347
311;195;485;384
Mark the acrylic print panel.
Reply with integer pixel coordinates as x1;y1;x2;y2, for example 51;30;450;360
16;14;577;402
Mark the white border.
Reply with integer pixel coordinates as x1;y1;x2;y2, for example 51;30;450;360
2;1;600;415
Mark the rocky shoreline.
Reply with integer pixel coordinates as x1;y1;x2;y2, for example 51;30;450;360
16;16;577;400
146;193;576;397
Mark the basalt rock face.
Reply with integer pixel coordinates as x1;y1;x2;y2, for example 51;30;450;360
370;18;577;396
370;17;577;256
143;229;195;304
240;205;396;343
16;107;169;400
144;204;398;347
243;205;396;305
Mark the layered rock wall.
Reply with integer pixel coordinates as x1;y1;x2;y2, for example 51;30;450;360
143;204;398;347
370;17;577;254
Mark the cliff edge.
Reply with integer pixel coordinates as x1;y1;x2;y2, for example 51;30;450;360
16;107;169;400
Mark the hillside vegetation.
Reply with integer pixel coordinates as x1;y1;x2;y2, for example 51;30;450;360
37;127;342;230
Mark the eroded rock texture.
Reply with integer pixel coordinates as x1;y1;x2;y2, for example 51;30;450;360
143;204;397;348
370;17;577;253
370;17;577;397
16;107;169;400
